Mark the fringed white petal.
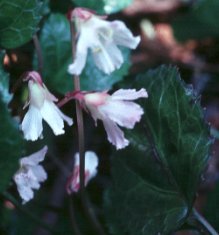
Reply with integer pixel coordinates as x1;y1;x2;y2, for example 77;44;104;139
16;179;34;204
111;20;140;49
14;169;38;204
92;43;115;74
68;32;88;75
40;101;68;135
92;42;123;74
111;88;148;100
102;118;129;150
100;100;144;129
21;106;43;141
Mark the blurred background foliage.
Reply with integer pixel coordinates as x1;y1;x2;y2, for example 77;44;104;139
0;0;219;234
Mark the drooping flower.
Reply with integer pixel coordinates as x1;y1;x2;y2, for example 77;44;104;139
68;8;140;75
21;71;73;141
13;146;48;204
66;151;99;194
76;88;148;149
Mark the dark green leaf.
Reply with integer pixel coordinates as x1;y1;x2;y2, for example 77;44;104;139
172;0;219;41
36;13;73;94
203;182;219;232
0;53;12;104
0;54;24;192
73;0;133;14
0;0;42;49
104;65;210;235
37;13;130;94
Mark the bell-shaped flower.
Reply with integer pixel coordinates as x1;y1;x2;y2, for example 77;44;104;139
77;88;148;149
13;146;48;204
66;151;99;194
68;8;140;75
21;71;73;141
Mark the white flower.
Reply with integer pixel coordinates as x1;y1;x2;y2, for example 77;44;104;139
21;71;73;141
66;151;99;194
79;88;148;149
13;146;48;204
68;8;140;75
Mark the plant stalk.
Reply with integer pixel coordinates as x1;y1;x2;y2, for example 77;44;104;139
33;34;43;75
70;20;106;235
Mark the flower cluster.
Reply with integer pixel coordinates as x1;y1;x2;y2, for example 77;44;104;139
13;7;148;202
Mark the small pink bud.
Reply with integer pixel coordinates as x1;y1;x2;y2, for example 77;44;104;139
66;151;99;194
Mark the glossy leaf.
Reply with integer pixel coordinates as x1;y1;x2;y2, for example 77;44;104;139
0;54;24;192
36;13;73;94
0;0;42;49
73;0;133;14
37;13;130;94
104;66;210;235
172;0;219;41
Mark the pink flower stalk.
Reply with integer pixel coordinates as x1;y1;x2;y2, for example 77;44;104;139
13;146;48;204
66;151;99;194
76;88;148;149
68;7;140;75
21;71;73;141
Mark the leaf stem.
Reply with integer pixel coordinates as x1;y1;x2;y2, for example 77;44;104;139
2;191;55;233
189;209;218;235
33;34;43;75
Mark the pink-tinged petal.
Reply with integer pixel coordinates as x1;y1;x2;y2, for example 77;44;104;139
40;101;72;135
84;92;108;107
99;100;144;129
111;88;148;100
20;146;48;166
14;174;34;204
21;106;43;141
102;118;129;150
84;98;102;124
14;147;48;204
14;169;37;204
68;32;88;75
66;165;80;193
110;20;141;49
